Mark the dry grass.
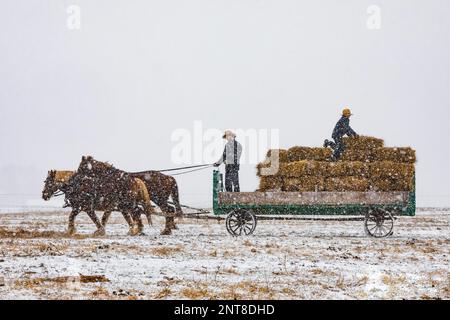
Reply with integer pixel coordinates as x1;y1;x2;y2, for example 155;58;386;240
0;227;90;239
154;287;172;299
310;268;325;275
150;245;183;256
181;286;210;299
13;274;109;289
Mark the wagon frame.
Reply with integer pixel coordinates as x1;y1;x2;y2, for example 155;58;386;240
212;170;415;237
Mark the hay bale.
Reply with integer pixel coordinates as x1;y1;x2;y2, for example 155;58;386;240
287;147;332;162
327;161;369;177
256;150;289;176
278;161;324;177
266;149;289;163
256;162;277;176
370;177;414;191
369;161;415;180
369;161;415;191
372;147;416;163
283;177;325;192
258;176;283;191
340;149;373;162
343;136;384;150
324;177;370;192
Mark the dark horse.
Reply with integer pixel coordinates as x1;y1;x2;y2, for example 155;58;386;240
81;157;183;235
102;170;183;235
42;157;154;236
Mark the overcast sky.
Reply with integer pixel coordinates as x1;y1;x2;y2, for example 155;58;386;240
1;0;450;207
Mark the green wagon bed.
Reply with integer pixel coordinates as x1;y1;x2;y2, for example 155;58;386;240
212;170;415;238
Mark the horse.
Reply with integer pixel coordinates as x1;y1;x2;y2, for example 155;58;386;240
80;157;184;235
129;171;183;235
69;156;155;235
42;167;151;236
102;170;183;235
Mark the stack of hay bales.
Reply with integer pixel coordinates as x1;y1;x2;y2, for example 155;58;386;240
257;136;416;192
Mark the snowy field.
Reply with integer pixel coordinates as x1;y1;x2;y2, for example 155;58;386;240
0;209;449;300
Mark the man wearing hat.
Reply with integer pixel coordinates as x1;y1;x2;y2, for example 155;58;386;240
214;130;242;192
323;108;358;161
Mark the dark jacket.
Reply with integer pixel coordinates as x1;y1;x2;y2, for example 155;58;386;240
217;139;242;169
332;116;357;139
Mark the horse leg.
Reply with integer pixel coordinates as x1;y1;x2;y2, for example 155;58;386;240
101;211;112;227
171;182;183;217
161;217;173;235
156;200;177;232
122;211;139;236
86;210;105;236
143;203;153;226
167;205;178;230
68;209;80;235
131;210;145;236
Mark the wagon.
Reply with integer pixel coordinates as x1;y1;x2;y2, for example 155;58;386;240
212;170;415;238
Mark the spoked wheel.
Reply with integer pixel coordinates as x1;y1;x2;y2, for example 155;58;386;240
364;209;394;238
225;209;257;236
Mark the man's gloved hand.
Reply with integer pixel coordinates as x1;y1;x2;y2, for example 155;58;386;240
213;162;220;167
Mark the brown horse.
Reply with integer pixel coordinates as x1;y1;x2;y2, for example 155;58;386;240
100;170;183;235
130;171;182;234
42;168;151;236
71;156;155;235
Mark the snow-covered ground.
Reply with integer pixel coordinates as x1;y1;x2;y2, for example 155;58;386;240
0;209;449;300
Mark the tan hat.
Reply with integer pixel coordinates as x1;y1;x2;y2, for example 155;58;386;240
222;130;236;139
342;108;353;117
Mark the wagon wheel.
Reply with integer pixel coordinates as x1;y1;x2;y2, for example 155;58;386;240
364;209;394;238
225;209;257;236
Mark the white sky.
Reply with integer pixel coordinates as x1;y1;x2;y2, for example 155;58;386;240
1;0;450;207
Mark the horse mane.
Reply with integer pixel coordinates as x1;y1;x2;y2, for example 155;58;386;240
78;156;123;175
55;171;75;183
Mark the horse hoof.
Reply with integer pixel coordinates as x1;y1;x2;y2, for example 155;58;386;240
67;227;76;235
94;228;106;236
160;228;172;235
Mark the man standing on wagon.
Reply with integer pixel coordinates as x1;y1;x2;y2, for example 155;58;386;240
214;130;242;192
323;108;358;161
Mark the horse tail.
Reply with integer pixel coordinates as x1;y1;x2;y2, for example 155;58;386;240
170;178;183;216
133;178;153;226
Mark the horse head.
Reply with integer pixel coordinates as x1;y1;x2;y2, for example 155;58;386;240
42;170;74;200
42;170;58;200
78;155;115;176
